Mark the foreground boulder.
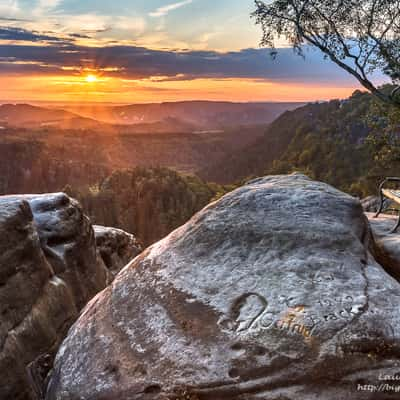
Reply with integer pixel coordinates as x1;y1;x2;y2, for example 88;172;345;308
367;212;400;282
0;193;139;400
361;196;391;213
46;175;400;400
94;225;142;279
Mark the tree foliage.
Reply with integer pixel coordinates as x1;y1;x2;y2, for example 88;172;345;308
267;89;400;196
202;88;399;197
253;0;400;106
67;167;228;246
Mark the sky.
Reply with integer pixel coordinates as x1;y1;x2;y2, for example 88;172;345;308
0;0;379;103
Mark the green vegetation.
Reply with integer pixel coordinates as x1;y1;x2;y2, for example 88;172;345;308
2;93;399;246
268;89;400;197
66;167;229;246
202;88;400;198
251;1;400;196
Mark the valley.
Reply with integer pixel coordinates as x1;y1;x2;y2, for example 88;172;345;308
0;101;303;195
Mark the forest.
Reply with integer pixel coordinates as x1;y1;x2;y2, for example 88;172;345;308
201;87;400;198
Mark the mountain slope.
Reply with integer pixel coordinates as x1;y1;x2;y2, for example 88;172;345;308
64;101;305;128
198;90;376;192
0;122;267;194
0;104;83;126
0;101;304;133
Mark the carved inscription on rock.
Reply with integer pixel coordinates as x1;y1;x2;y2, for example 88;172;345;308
219;272;365;340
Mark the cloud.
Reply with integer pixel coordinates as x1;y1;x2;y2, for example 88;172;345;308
0;32;365;86
0;17;30;22
44;14;146;37
38;0;61;7
149;0;193;18
0;26;66;42
0;0;20;17
112;16;146;35
60;14;110;34
34;0;62;15
0;26;385;85
68;33;90;39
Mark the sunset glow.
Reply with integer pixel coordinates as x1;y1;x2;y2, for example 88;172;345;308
85;74;98;83
0;0;380;104
0;75;360;104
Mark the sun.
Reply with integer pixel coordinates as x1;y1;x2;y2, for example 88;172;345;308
85;74;98;83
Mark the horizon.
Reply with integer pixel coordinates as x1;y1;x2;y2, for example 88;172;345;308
0;0;385;103
0;99;312;107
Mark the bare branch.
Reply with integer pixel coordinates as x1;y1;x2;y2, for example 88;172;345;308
252;0;400;107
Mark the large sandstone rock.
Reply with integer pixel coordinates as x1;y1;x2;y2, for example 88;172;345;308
0;193;119;400
46;175;400;400
361;196;391;213
367;212;400;282
94;225;142;279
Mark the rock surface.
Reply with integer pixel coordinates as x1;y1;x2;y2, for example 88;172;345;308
46;174;400;400
0;193;138;400
94;225;142;279
361;196;391;213
367;212;400;282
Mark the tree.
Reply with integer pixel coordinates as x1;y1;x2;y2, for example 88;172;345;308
252;0;400;106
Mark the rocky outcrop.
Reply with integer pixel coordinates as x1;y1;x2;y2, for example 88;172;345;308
367;212;400;282
94;225;142;279
46;174;400;400
361;196;391;213
0;193;139;400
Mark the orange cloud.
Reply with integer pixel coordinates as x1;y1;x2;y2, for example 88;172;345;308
0;75;359;104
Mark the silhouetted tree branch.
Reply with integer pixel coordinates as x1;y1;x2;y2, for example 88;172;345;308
252;0;400;107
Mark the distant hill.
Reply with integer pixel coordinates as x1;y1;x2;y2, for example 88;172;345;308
0;100;304;194
197;102;330;184
2;93;398;199
0;103;195;133
198;90;384;196
0;101;304;133
0;122;269;194
64;101;305;129
0;103;77;123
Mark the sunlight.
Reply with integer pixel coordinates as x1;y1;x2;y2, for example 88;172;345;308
85;74;98;83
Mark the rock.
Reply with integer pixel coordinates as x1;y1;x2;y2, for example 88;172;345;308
94;225;142;279
46;174;400;400
0;193;109;400
28;194;110;309
367;212;400;282
361;195;391;213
